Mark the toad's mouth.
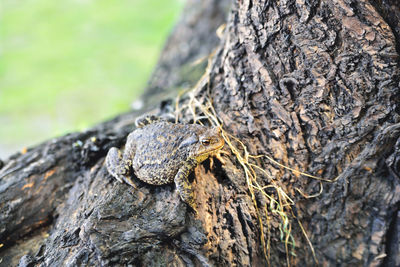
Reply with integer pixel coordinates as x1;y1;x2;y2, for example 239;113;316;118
199;140;225;156
214;142;225;151
195;142;225;164
214;138;225;150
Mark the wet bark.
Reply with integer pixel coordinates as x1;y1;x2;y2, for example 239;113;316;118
1;0;400;266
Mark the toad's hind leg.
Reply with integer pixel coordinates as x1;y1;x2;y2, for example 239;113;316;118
105;136;137;188
105;147;124;183
174;158;198;211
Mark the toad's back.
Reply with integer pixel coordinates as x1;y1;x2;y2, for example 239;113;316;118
130;122;202;185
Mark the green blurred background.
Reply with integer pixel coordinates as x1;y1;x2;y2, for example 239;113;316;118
0;0;184;158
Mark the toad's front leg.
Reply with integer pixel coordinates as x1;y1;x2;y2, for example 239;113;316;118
174;157;198;211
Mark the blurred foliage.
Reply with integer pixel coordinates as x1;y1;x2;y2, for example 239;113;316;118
0;0;184;156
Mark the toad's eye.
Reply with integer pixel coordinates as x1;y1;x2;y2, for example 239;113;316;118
201;139;211;146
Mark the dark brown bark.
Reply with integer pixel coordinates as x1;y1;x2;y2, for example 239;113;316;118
1;0;400;266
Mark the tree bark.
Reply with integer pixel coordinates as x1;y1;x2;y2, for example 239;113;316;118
1;0;400;266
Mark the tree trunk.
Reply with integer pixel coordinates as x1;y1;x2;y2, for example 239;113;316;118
1;0;400;266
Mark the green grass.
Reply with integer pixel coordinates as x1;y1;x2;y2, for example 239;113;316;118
0;0;184;156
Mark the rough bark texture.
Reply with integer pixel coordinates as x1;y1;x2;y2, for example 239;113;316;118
1;0;400;266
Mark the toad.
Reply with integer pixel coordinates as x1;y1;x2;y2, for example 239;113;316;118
105;116;224;210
